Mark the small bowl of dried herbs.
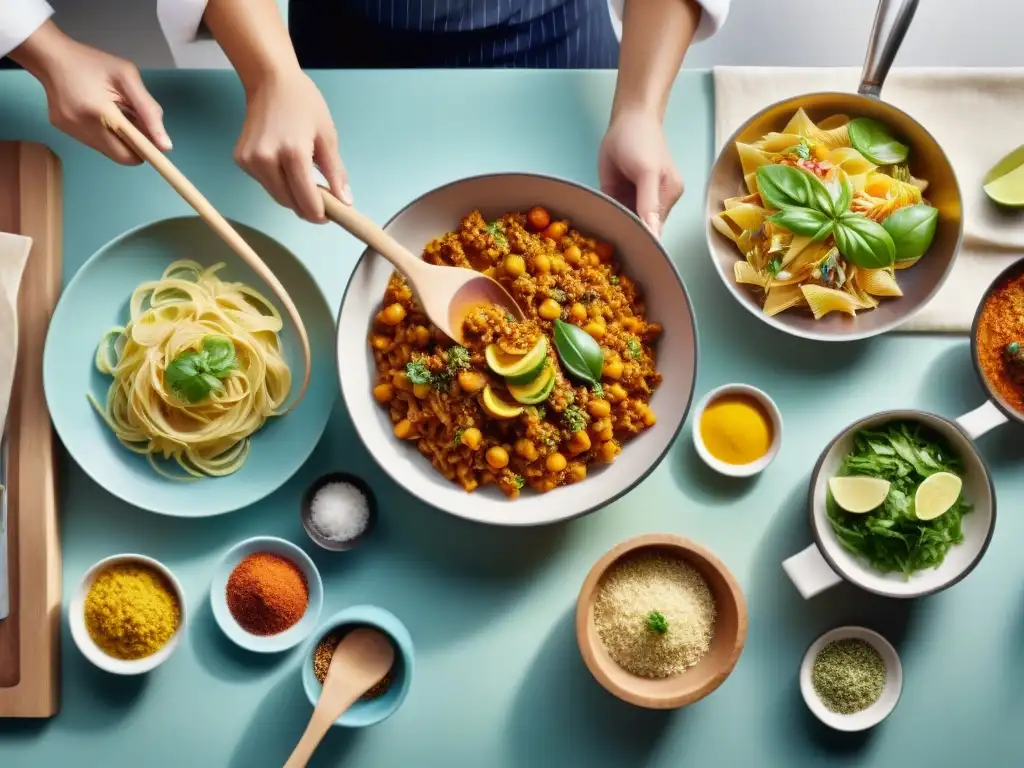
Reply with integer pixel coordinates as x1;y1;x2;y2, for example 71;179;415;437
800;625;903;732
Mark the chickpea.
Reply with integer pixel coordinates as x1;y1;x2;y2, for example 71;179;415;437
393;371;412;391
539;298;562;320
585;251;600;267
393;419;415;439
569;303;588;322
591;418;614;442
460;427;482;450
515;438;539;462
621;316;641;333
640;405;657;427
606;383;627;402
542;221;568;241
568;430;592;455
594;241;614;263
569;463;587;482
546;452;567;472
552;257;569;274
564;245;582;266
455;370;485;393
534;254;551;274
381;302;406;326
482;267;497;279
587;398;611;418
372;383;395;403
599;440;620;463
504;254;526;277
602;356;624;380
413;325;431;346
583;321;605;340
412;382;431;399
541;479;559;492
527;206;551;231
370;333;391;351
486;446;509;469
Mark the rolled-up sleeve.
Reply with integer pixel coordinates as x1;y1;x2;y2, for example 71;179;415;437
608;0;730;44
0;0;53;59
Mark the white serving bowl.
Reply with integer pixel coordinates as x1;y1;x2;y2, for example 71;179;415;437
800;625;903;732
336;173;698;526
69;554;187;675
691;383;782;478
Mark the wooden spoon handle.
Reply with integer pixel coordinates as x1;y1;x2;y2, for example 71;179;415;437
318;187;424;276
102;108;311;411
282;689;363;768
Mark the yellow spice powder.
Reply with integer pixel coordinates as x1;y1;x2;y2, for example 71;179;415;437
699;394;773;465
84;564;180;660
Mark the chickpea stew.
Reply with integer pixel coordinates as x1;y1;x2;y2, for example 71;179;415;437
368;207;663;499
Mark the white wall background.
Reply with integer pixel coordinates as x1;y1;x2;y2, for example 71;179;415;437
45;0;1024;69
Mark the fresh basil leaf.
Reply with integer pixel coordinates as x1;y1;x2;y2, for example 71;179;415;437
828;170;854;215
755;164;815;210
165;352;212;403
553;318;603;385
199;372;223;393
808;173;836;217
768;208;833;239
834;213;897;269
202;335;236;373
881;204;938;263
848;118;910;165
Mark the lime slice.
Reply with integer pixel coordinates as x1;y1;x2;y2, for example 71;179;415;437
480;385;523;420
983;144;1024;207
485;337;548;381
507;362;555;405
914;471;962;521
828;476;891;514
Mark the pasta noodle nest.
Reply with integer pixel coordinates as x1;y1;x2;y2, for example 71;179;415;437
88;260;292;479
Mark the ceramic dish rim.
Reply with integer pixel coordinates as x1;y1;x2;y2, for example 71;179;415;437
300;471;379;551
968;254;1024;426
42;214;335;518
208;535;324;653
807;408;997;599
335;171;699;528
69;553;187;675
702;89;964;343
691;383;783;477
799;625;903;732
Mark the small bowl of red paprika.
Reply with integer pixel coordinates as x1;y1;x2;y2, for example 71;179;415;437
210;536;324;653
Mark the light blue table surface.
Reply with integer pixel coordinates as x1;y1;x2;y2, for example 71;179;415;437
1;70;1023;768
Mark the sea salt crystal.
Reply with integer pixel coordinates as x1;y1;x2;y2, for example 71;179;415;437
310;482;369;543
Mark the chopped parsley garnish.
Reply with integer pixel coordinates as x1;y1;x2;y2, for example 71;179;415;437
453;427;466;447
626;338;642;360
646;610;669;635
563;404;588;433
486;220;507;247
608;276;619;286
511;474;525;490
405;360;433;385
504;311;516;322
767;257;783;277
592;382;604;398
783;138;812;160
445;345;471;372
547;288;567;303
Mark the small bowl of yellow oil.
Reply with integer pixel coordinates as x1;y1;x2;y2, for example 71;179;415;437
692;383;782;478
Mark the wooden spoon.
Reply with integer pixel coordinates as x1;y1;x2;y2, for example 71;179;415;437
101;108;311;410
284;628;395;768
318;187;524;344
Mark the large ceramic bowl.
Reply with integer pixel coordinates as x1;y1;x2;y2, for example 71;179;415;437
43;216;337;517
337;173;698;526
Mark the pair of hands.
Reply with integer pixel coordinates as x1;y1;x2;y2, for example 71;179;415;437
32;37;683;237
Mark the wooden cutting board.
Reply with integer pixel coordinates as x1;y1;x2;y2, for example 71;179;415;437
0;142;62;718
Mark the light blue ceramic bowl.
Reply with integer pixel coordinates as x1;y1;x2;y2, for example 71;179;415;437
42;216;336;517
301;605;414;728
210;536;323;653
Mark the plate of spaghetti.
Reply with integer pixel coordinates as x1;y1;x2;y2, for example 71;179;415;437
337;173;697;527
43;216;336;517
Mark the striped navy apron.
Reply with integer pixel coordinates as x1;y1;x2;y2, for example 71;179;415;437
289;0;620;68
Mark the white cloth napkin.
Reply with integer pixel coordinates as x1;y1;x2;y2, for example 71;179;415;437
713;66;1024;333
0;232;32;433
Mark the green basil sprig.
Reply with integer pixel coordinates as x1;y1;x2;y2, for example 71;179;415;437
755;164;896;270
553;318;603;386
881;203;938;263
165;335;237;404
848;118;909;165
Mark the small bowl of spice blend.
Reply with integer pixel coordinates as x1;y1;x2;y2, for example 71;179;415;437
300;472;378;552
301;605;415;728
210;536;324;653
800;625;903;732
69;554;186;675
576;533;748;710
692;383;782;478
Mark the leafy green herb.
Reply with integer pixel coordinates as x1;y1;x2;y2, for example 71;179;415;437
485;220;507;247
453;427;466;447
833;212;896;269
890;164;911;183
405;360;433;385
626;338;642;360
609;275;620;285
547;288;567;303
445;345;471;372
504;311;516;323
563;404;588;433
530;405;547;420
592;382;604;398
848;117;909;165
783;138;812;160
768;207;834;240
511;474;525;490
826;421;972;577
881;203;938;263
756;164;817;210
646;610;669;635
165;336;237;404
767;256;783;277
553;318;603;386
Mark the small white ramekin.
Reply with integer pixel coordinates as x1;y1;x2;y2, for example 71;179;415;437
691;383;783;478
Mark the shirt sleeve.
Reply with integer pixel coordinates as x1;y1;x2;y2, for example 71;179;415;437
0;0;53;60
157;0;211;48
607;0;730;44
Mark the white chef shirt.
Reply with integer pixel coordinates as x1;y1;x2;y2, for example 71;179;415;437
0;0;53;59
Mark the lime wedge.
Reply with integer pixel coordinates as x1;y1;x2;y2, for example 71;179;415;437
480;385;523;420
983;144;1024;207
828;476;891;514
914;471;962;521
485;337;548;382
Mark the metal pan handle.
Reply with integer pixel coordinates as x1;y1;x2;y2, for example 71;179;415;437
859;0;920;99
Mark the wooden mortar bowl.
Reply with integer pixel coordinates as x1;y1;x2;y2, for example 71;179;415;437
575;533;748;709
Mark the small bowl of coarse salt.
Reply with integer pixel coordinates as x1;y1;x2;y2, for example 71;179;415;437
301;472;378;551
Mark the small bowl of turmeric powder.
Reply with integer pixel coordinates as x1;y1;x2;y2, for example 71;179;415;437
692;383;783;478
69;554;187;675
